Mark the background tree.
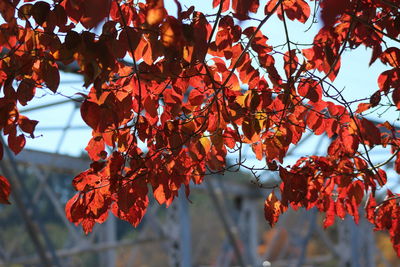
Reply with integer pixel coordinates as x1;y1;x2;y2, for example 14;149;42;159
1;0;400;256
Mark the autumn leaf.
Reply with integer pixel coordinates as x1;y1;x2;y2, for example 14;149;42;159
17;79;36;106
146;0;167;26
356;103;371;113
370;91;381;107
31;1;50;26
8;134;26;155
320;0;348;26
0;175;11;204
0;1;15;23
359;118;381;146
380;47;400;68
41;61;60;93
18;116;38;137
393;88;400;109
212;0;230;13
85;136;106;161
264;191;283;227
298;78;322;103
188;89;204;106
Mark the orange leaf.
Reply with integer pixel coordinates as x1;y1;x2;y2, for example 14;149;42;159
252;142;263;160
356;103;371;113
264;191;283;227
85;136;105;161
380;47;400;68
146;0;166;26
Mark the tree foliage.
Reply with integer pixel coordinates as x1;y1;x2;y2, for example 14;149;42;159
1;0;400;255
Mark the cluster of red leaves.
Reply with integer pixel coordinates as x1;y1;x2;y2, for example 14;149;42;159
1;0;400;256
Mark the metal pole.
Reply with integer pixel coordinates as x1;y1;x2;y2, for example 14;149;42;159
205;179;247;267
0;154;52;267
0;136;61;267
349;217;360;267
103;215;117;267
296;208;317;267
178;186;192;267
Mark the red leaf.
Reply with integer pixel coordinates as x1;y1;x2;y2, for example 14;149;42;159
65;31;81;50
17;78;36;106
370;91;381;107
113;178;149;227
0;1;15;22
41;61;60;93
376;169;387;187
306;111;325;135
266;0;310;23
0;175;11;204
65;193;83;223
252;142;263;160
32;1;50;26
298;79;322;103
264;191;283;227
380;47;400;68
111;195;148;227
242;117;254;140
188;89;204;106
323;197;335;228
378;69;399;93
153;182;170;205
144;95;159;118
80;0;110;28
82;219;96;234
232;0;259;20
80;99;115;132
8;134;26;155
356;103;371;113
85;136;105;161
324;118;338;138
360;118;381;146
365;193;376;223
393;88;400;109
335;199;346;219
72;170;101;191
81;100;99;129
339;128;358;155
18;116;38;136
320;0;347;26
286;0;310;23
146;0;167;26
223;128;239;149
0;140;3;161
212;0;230;12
